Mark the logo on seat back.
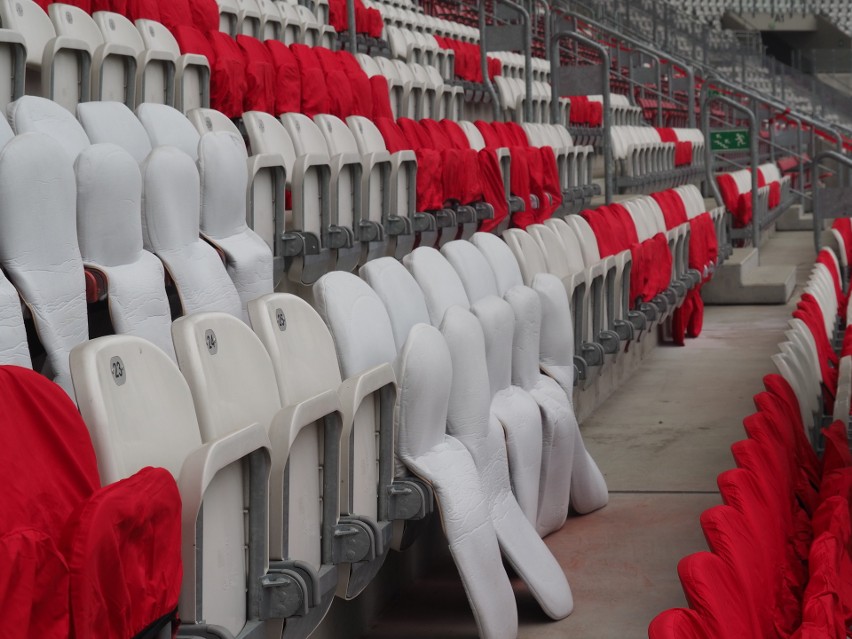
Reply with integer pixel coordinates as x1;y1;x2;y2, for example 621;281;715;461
205;329;218;355
65;10;72;23
15;3;23;17
110;356;126;386
276;308;287;331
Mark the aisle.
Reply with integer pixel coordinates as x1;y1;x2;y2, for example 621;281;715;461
360;231;816;639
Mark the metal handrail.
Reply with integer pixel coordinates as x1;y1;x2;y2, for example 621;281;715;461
550;27;614;202
479;0;533;122
702;90;760;248
812;150;852;252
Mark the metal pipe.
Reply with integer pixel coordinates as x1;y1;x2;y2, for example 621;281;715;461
702;89;760;250
550;27;614;203
346;0;356;55
812;150;852;252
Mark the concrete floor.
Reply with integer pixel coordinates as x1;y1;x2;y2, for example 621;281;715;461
358;231;816;639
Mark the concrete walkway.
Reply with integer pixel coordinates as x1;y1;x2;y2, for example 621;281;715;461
359;231;815;639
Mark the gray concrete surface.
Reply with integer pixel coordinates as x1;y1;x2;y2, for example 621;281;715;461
353;232;815;639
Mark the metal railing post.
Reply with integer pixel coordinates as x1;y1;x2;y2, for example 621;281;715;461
346;0;357;54
812;150;852;252
550;28;613;203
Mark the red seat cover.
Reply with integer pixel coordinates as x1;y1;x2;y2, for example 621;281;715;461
237;35;276;114
265;41;302;115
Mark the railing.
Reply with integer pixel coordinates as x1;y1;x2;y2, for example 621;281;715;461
813;150;852;252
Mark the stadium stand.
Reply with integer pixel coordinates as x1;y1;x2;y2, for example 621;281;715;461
0;0;850;637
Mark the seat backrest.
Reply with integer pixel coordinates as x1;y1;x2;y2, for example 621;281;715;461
347;115;389;155
141;145;244;319
137;102;201;161
136;18;181;58
77;100;153;164
527;223;580;279
188;106;243;137
459;120;486;150
93;10;145;57
315;113;360;156
403;246;470;326
8;95;90;160
470;231;524;296
197;131;274;311
75;142;174;358
69;333;262;635
0;132;87;396
280;112;330;160
243;110;297;183
548;217;600;266
0;0;56;67
360;256;431;352
0;270;30;367
49;3;104;55
502;228;549;286
441;240;500;304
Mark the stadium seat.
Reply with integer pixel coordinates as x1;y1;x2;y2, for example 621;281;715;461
249;292;394;599
137;102;274;309
362;253;573;619
136;18;210;112
0;130;86;397
69;334;273;637
315;268;518;639
281;111;362;273
172;311;342;638
404;245;545;524
48;3;135;105
92;11;175;107
76;100;245;319
0;0;90;112
0;365;182;639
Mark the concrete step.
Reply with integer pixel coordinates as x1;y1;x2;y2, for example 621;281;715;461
776;204;815;232
702;247;796;305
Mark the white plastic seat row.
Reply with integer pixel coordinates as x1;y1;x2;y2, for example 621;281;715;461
0;1;210;113
587;94;644;126
522;122;596;211
240;109;429;287
493;74;557;124
4;96;273;379
218;0;335;46
610;125;677;194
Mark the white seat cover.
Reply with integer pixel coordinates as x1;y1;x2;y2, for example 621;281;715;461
440;305;573;620
137;102;201;161
395;321;518;639
0;270;29;367
473;233;608;515
359;256;433;352
197;131;273;312
443;240;579;535
0;132;86;396
77;100;152;164
8;95;90;160
75;143;174;359
141;145;243;319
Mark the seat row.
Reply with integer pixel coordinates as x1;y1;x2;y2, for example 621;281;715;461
715;161;793;229
649;246;852;639
1;203;612;639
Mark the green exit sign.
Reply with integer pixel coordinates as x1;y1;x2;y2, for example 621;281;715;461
710;129;751;152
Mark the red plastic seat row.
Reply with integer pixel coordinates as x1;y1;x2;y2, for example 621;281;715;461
175;26;378;119
474;120;563;228
566;95;603;127
328;0;383;38
651;189;719;344
655;128;693;167
580;202;672;309
650;374;852;639
433;36;501;84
